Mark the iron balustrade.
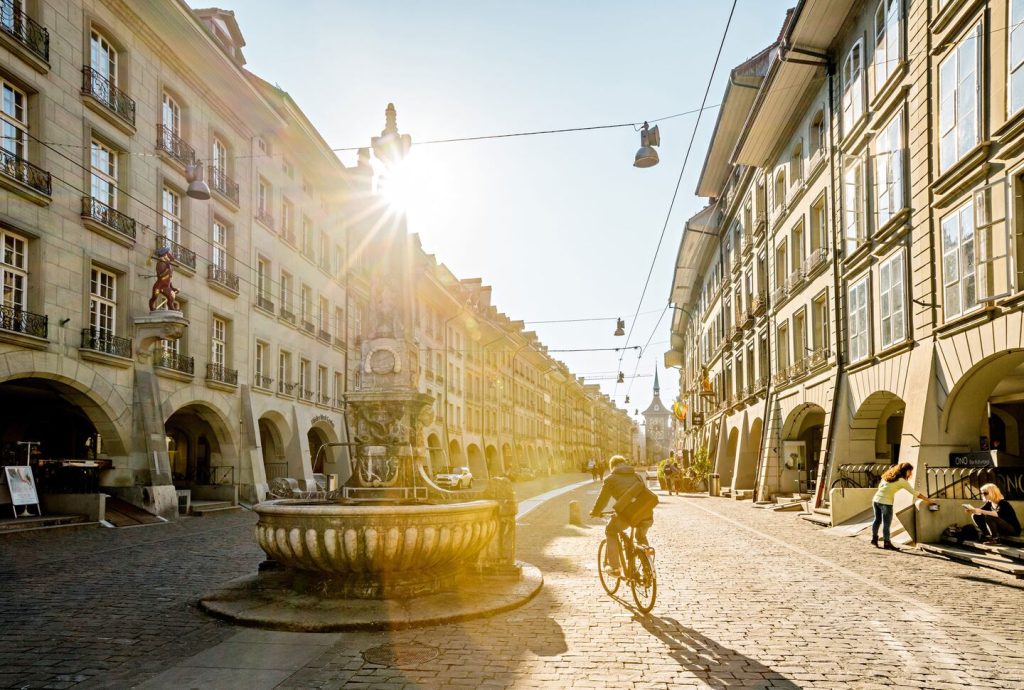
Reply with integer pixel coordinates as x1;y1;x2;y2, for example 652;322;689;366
808;347;829;368
318;329;331;342
301;387;314;401
80;66;135;126
80;328;130;358
834;463;890;489
255;208;275;229
256;295;274;312
208;165;239;204
279;307;296;325
806;246;829;275
156;124;196;167
0;0;48;61
278;380;296;395
925;466;1024;501
333;336;346;349
789;359;808;379
772;370;790;387
0;303;47;338
206;363;238;385
207;264;239;292
770;285;788;307
155;235;196;271
253;373;273;389
82;197;137;240
302;320;315;334
319;394;331;406
0;147;51;196
155;349;194;375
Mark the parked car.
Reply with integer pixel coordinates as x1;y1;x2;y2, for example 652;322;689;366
644;465;660;482
435;466;473;489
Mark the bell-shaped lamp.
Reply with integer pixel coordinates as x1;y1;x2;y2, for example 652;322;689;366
185;162;211;200
614;318;625;336
633;122;660;168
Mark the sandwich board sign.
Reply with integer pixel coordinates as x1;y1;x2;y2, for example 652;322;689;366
4;466;40;518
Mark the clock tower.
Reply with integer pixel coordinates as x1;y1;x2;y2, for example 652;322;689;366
642;369;673;465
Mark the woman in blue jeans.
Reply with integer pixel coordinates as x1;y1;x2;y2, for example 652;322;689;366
871;462;936;550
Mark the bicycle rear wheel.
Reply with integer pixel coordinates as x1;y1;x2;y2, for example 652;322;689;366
630;549;657;613
597;539;621;595
831;477;859;490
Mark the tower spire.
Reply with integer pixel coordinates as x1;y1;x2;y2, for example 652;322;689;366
653;368;660;396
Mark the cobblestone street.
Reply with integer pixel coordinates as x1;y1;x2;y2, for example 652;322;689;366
3;478;1024;689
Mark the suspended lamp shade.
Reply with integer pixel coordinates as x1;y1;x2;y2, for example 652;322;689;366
185;162;211;200
633;123;660;169
614;318;626;336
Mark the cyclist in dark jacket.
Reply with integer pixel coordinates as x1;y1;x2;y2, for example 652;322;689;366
589;455;654;577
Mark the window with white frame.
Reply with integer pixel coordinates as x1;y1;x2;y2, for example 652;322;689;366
212;137;227;176
301;284;312;324
879;250;906;348
1;79;27;159
1011;0;1024;114
279;351;291;389
874;109;905;228
281;198;292;237
255;340;267;384
161;92;180;140
279;270;292;312
319;296;329;334
300;358;310;394
211;219;227;269
810;110;826;157
939;23;981;171
843;157;866;253
810;195;828;252
1;229;27;310
873;0;901;91
257;257;270;300
848;277;870;362
89;267;116;335
161;186;180;244
90;29;117;85
90;140;117;209
334;306;344;340
776;323;790;371
812;291;829;353
790;140;804;185
302;217;314;256
318;365;328;401
258;178;271;218
842;40;865;135
333;371;343;403
941;201;977;318
211;316;226;368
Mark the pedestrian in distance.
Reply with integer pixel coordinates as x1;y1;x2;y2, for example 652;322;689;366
871;461;936;550
664;459;682;496
587;458;599;482
964;483;1021;545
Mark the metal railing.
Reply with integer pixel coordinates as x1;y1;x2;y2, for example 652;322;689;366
80;328;130;358
788;359;808;379
834;463;889;489
786;267;805;292
0;147;51;196
155;348;194;375
302;320;315;334
334;336;346;349
253;373;273;390
0;0;48;61
770;285;788;306
278;380;295;395
772;370;790;387
256;295;274;312
210;466;234;485
808;348;829;368
156;124;196;167
156;235;195;271
81;66;135;126
318;328;331;342
0;303;47;338
279;307;296;325
806;246;829;275
925;466;1024;501
749;295;767;317
206;363;238;385
207;264;239;292
81;197;137;240
208;165;239;204
300;386;315;401
256;207;275;229
319;393;331;406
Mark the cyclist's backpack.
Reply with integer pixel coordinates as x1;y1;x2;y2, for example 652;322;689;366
614;480;659;527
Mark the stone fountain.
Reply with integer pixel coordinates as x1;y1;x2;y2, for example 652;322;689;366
200;106;539;629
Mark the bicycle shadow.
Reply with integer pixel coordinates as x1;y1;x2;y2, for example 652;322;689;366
615;608;800;689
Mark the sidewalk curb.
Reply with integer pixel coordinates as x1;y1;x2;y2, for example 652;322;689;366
516;480;594;522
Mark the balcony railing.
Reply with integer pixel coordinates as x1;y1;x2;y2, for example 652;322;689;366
770;285;788;306
318;393;331;406
772;370;790;387
206;363;238;385
334;336;346;349
208;165;239;204
80;328;130;358
0;0;48;62
301;386;315;402
81;197;137;241
0;304;47;338
156;124;196;167
318;329;331;342
806;246;829;275
789;359;808;379
754;212;767;235
754;375;770;392
155;348;194;375
207;264;239;292
278;307;295;325
749;295;767;317
155;235;196;271
809;348;829;369
302;320;315;335
278;380;296;395
81;67;135;126
256;207;274;229
253;373;273;390
0;147;51;197
256;295;274;312
786;267;805;292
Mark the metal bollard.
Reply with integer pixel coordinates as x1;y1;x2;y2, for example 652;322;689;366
709;473;721;497
568;500;582;525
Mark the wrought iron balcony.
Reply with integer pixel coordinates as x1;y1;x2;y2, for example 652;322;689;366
334;336;346;349
301;386;315;402
279;307;296;325
81;67;135;126
208;165;239;204
318;328;331;342
808;348;829;369
156;124;196;167
207;264;239;292
318;257;331;273
806;246;830;275
0;147;51;197
155;348;194;375
0;0;48;62
786;267;805;293
789;359;808;379
80;328;130;358
253;373;273;390
256;295;274;312
155;235;196;271
0;304;47;338
319;393;331;406
206;363;238;385
278;380;296;395
754;375;770;392
302;320;315;335
81;197;137;240
749;295;768;317
772;370;790;387
256;207;274;229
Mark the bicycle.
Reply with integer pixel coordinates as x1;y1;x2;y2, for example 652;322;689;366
596;511;657;613
830;467;883;491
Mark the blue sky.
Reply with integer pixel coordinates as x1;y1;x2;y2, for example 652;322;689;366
197;0;793;422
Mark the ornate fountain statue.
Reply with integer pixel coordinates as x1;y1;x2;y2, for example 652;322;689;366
202;107;535;626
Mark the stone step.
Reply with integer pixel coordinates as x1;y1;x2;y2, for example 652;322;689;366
800;512;831;527
919;543;1024;578
0;513;90;533
104;497;164;527
942;538;1024;562
190;500;240;516
772;501;805;512
732;490;754;501
813;507;830;516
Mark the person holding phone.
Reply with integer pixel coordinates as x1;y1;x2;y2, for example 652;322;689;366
871;462;936;550
963;483;1020;545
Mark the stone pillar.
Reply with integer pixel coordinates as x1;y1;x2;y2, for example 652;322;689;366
477;476;521;577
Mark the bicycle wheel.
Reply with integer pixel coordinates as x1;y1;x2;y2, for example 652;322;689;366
630;549;657;613
597;539;621;595
830;477;859;490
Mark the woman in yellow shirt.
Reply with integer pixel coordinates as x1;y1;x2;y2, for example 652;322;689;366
871;462;936;550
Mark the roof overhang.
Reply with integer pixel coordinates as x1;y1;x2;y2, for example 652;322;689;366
732;0;858;167
666;205;720;350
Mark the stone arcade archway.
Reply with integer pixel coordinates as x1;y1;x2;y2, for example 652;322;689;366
501;442;513;475
466;443;486;479
718;425;739;490
258;412;290;481
734;417;762;492
848;391;906;467
940;350;1024;465
427;433;444;474
779;404;826;496
448;439;463;472
164;403;236;486
485;444;500;476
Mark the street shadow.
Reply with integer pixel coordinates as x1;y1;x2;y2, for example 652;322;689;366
630;611;801;689
956;574;1024;590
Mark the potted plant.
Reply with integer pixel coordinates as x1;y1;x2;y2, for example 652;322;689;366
685;446;713;493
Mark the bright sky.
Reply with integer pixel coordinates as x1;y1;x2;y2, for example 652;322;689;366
196;0;792;424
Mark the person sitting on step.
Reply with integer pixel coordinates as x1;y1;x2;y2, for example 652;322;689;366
964;483;1020;545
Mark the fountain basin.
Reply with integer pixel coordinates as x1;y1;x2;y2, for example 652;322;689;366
254;498;499;598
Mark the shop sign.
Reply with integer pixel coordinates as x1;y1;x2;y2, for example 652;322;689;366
3;466;40;517
691;412;704;427
949;451;994;468
312;414;335;428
